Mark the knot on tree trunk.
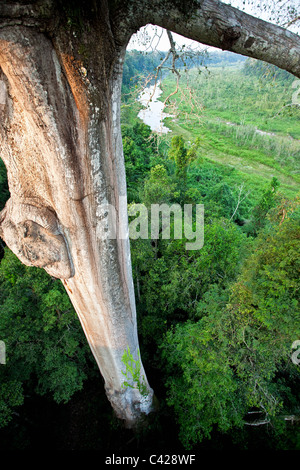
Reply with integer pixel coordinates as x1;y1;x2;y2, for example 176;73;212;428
220;25;242;50
0;199;74;279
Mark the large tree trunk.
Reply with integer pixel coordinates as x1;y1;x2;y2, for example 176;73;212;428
0;13;154;426
0;0;299;427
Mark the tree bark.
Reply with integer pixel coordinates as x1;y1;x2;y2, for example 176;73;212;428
0;0;299;427
0;7;154;426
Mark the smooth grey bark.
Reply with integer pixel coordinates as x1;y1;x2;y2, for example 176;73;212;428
0;0;299;426
0;14;154;426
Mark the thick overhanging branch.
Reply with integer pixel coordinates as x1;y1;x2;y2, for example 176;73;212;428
116;0;300;78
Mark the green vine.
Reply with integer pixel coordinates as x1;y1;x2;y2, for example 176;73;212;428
121;346;148;397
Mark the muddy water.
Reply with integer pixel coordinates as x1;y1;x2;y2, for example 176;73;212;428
137;82;173;134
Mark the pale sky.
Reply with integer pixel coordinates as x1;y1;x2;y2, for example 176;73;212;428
127;0;299;51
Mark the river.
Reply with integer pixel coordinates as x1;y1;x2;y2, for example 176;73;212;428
137;82;173;134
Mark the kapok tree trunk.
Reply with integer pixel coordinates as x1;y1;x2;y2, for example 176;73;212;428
0;17;153;426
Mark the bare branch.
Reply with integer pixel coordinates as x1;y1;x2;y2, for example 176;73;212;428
244;419;271;426
230;183;251;221
149;29;180;102
285;16;300;28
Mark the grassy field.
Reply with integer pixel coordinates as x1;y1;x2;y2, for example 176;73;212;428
159;64;300;199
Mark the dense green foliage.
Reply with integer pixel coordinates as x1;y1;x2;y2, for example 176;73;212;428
161;200;300;447
0;51;299;450
0;249;95;428
123;53;300;449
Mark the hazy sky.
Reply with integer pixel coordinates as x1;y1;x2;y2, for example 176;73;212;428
127;0;299;51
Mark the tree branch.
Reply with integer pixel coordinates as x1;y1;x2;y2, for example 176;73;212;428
230;183;251;221
2;1;299;78
284;16;300;28
141;29;180;114
121;0;300;79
